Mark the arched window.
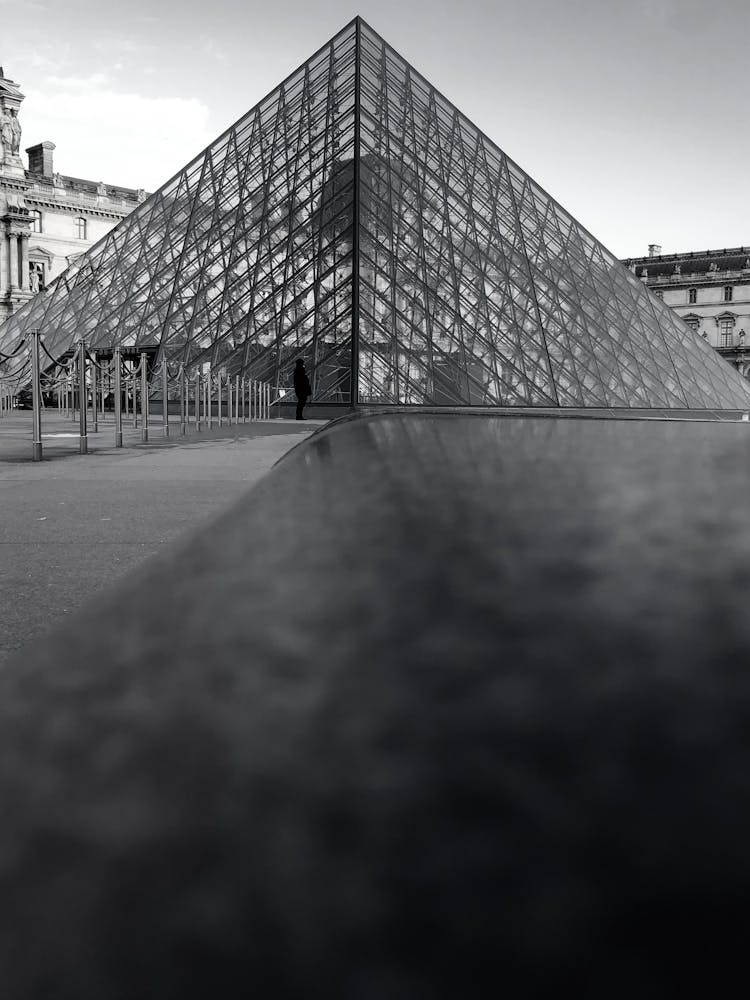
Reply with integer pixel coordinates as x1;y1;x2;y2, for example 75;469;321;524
76;217;87;240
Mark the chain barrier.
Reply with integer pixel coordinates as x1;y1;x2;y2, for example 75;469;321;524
0;339;28;361
0;338;31;417
83;347;111;373
39;338;63;367
2;333;278;453
4;357;32;378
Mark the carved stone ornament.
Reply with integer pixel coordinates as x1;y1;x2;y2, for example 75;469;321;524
0;108;13;162
0;72;24;168
10;109;21;153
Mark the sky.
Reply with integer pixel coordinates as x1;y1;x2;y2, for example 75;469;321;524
1;0;749;259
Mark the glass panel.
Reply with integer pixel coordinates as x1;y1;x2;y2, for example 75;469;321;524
3;17;750;411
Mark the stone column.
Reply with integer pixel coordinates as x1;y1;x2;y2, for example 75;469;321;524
19;233;29;291
7;227;18;290
0;228;8;298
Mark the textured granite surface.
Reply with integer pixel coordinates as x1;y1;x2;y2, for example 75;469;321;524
2;411;750;996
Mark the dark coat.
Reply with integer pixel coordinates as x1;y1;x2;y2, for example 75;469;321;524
293;366;311;398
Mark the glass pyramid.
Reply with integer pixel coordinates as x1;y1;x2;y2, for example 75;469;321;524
2;16;750;410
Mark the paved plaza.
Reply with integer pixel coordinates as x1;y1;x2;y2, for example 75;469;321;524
0;411;325;663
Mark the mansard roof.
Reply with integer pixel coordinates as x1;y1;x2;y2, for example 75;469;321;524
624;247;750;279
24;171;144;203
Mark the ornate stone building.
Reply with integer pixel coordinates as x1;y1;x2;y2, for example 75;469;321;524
623;245;750;379
0;66;146;324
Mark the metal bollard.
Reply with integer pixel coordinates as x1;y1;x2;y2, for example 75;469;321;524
180;365;186;436
91;351;98;433
140;352;149;443
31;330;43;462
114;347;122;448
131;369;138;428
78;340;88;454
70;363;77;423
161;355;169;438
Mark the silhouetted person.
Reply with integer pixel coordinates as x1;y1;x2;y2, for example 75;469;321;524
293;359;311;420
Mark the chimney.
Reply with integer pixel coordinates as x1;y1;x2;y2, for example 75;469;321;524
26;141;55;178
648;243;662;258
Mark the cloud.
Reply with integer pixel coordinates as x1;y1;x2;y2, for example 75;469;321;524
20;80;215;191
5;42;71;75
199;36;230;62
631;0;705;31
0;0;47;8
44;72;112;90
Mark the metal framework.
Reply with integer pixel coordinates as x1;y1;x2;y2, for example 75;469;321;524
2;17;750;409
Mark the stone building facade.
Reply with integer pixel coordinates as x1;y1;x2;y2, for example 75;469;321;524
0;67;146;325
623;245;750;379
